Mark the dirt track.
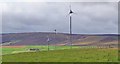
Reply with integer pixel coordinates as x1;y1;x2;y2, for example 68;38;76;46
1;46;25;48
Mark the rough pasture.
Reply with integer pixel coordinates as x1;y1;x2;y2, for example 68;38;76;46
2;48;118;62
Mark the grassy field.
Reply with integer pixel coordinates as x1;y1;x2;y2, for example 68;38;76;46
2;45;80;55
2;47;118;62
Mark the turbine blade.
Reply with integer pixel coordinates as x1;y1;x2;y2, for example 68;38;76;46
69;5;74;14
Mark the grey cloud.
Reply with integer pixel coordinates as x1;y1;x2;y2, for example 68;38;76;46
2;2;118;34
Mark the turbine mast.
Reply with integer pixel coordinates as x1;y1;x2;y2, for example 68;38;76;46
69;5;73;49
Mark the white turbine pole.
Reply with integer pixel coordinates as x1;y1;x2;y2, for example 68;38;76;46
69;5;73;49
54;29;57;50
47;36;50;51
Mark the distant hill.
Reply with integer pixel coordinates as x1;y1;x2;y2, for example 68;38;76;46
1;32;119;47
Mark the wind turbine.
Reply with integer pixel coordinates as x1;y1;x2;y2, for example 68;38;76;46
54;29;57;50
69;5;74;49
47;36;50;51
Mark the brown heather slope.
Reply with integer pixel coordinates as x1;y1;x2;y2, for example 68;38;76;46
1;32;119;47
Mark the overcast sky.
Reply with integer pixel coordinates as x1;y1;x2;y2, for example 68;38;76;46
2;2;118;34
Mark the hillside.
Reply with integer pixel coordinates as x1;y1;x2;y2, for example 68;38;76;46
1;32;119;47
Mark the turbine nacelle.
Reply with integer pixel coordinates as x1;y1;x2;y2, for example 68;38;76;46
69;10;73;16
69;10;73;14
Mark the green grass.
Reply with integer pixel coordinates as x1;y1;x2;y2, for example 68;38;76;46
2;45;80;55
2;48;118;62
2;48;26;55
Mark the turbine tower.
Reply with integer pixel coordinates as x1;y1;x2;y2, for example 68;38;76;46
54;29;57;49
69;5;74;49
47;36;50;51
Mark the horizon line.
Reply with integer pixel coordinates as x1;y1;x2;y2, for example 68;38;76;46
1;31;119;35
